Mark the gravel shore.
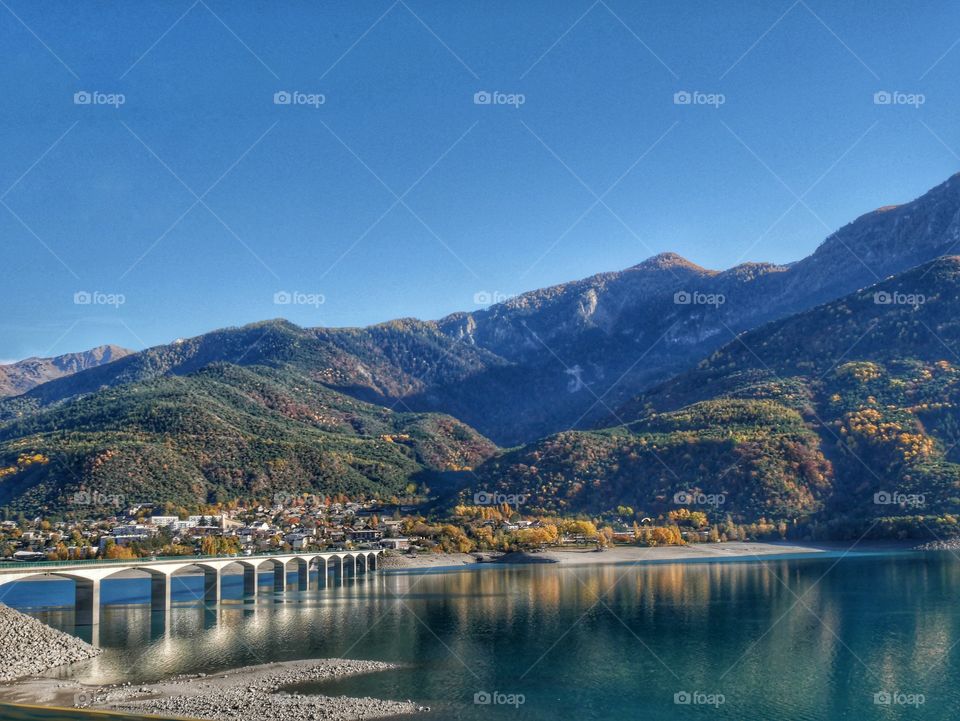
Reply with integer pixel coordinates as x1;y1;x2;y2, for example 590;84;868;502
378;552;488;569
915;539;960;551
0;604;101;682
379;542;827;570
87;659;426;720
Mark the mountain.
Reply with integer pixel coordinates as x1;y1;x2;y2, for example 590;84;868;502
3;174;960;453
0;361;495;515
434;173;960;442
473;257;960;527
0;345;130;398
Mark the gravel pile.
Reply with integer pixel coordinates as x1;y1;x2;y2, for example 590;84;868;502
98;659;428;720
0;604;101;682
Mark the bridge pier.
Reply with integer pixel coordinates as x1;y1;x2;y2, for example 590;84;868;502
316;558;327;589
74;577;100;626
273;562;286;593
295;559;309;591
202;566;220;605
150;570;171;612
243;565;258;597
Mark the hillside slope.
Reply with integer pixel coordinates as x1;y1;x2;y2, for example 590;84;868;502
474;258;960;525
0;362;495;515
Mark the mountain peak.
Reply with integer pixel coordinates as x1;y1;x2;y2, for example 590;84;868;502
631;251;708;273
0;344;132;398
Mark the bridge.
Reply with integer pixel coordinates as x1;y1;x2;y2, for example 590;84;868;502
0;550;381;626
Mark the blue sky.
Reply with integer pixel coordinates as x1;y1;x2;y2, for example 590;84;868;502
1;0;959;361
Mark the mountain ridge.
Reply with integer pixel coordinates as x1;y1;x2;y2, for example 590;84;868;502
471;256;960;525
3;173;960;450
0;345;131;398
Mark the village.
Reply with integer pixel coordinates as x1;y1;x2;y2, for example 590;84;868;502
0;497;421;562
0;490;785;564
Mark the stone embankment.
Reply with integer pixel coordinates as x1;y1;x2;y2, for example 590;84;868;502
0;603;101;682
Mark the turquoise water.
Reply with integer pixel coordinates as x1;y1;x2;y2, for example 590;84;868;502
4;551;960;720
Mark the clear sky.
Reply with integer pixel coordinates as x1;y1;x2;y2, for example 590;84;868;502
1;0;959;361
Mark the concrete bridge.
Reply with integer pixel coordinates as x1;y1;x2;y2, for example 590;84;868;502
0;550;380;625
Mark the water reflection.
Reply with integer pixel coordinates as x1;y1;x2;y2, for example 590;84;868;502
9;553;960;720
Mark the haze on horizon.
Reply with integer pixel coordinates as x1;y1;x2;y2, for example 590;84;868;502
2;0;959;361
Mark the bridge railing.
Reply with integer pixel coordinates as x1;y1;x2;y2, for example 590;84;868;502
0;548;377;571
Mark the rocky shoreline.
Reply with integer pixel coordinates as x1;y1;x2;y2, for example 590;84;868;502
0;604;101;682
83;659;427;720
914;539;960;551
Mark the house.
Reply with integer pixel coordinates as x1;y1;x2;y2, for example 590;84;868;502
100;524;152;548
283;532;314;550
348;528;383;542
380;537;410;550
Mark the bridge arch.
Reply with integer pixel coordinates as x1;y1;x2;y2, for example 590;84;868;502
0;550;382;620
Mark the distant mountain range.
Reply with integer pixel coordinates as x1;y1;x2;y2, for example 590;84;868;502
2;173;960;520
0;345;130;398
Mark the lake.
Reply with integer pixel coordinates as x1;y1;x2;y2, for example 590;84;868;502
3;550;959;720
